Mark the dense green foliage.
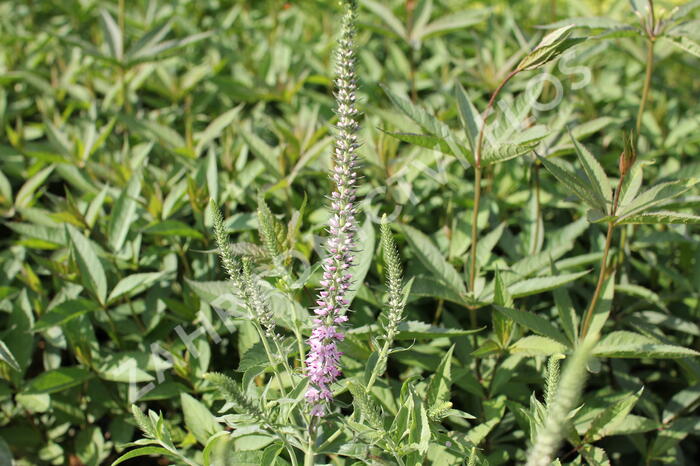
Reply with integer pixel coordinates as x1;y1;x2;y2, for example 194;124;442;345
1;0;700;464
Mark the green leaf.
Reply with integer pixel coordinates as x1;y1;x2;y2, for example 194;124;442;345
570;132;612;209
108;272;165;303
660;35;700;59
510;335;568;356
66;225;107;305
195;106;242;157
382;84;472;166
143;220;204;239
539;156;603;210
349;320;480;340
400;224;466;296
108;175;142;252
663;385;700;424
617;178;699;220
99;9;123;61
517;25;583;71
181;393;223;446
0;339;20;371
15;165;54;208
34;298;98;332
426;345;454;409
418;9;488;40
382;131;462;157
503;270;589;299
454;81;480;152
482;141;538;166
593;331;700;358
616;210;700;225
25;367;93;394
585;388;643;442
494;306;569;346
362;0;407;38
112;447;174;466
344;218;375;305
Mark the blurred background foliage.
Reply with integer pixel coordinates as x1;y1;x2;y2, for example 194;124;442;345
0;0;699;464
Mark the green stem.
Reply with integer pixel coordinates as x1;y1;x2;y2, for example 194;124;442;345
257;326;288;398
635;37;654;140
580;175;625;339
469;69;519;293
305;423;316;466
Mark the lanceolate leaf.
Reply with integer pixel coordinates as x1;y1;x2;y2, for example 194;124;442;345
593;331;700;358
539;156;604;210
400;224;466;296
616;211;700;225
66;225;108;305
585;388;644;442
494;306;569;346
570;132;612;209
108;175;142;252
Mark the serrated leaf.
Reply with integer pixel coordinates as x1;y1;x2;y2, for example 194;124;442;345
570;132;612;209
15;166;54;209
539;156;603;209
616;210;700;225
585;388;643;442
426;345;454;408
517;25;583;71
112;447;176;466
400;224;466;296
593;331;700;358
495;306;569;346
660;35;700;58
617;178;698;220
382;84;472;166
349;320;480;340
510;335;568;356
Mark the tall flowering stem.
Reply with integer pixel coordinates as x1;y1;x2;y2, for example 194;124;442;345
304;0;360;419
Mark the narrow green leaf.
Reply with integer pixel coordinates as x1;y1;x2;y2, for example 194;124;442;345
539;156;603;210
0;339;20;371
99;9;123;61
25;367;93;394
454;82;480;152
570;132;612;209
400;224;466;296
616;210;700;225
593;331;700;358
112;447;175;466
585;388;643;442
108;175;142;252
34;298;98;332
15;166;54;208
494;306;569;346
66;225;107;305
